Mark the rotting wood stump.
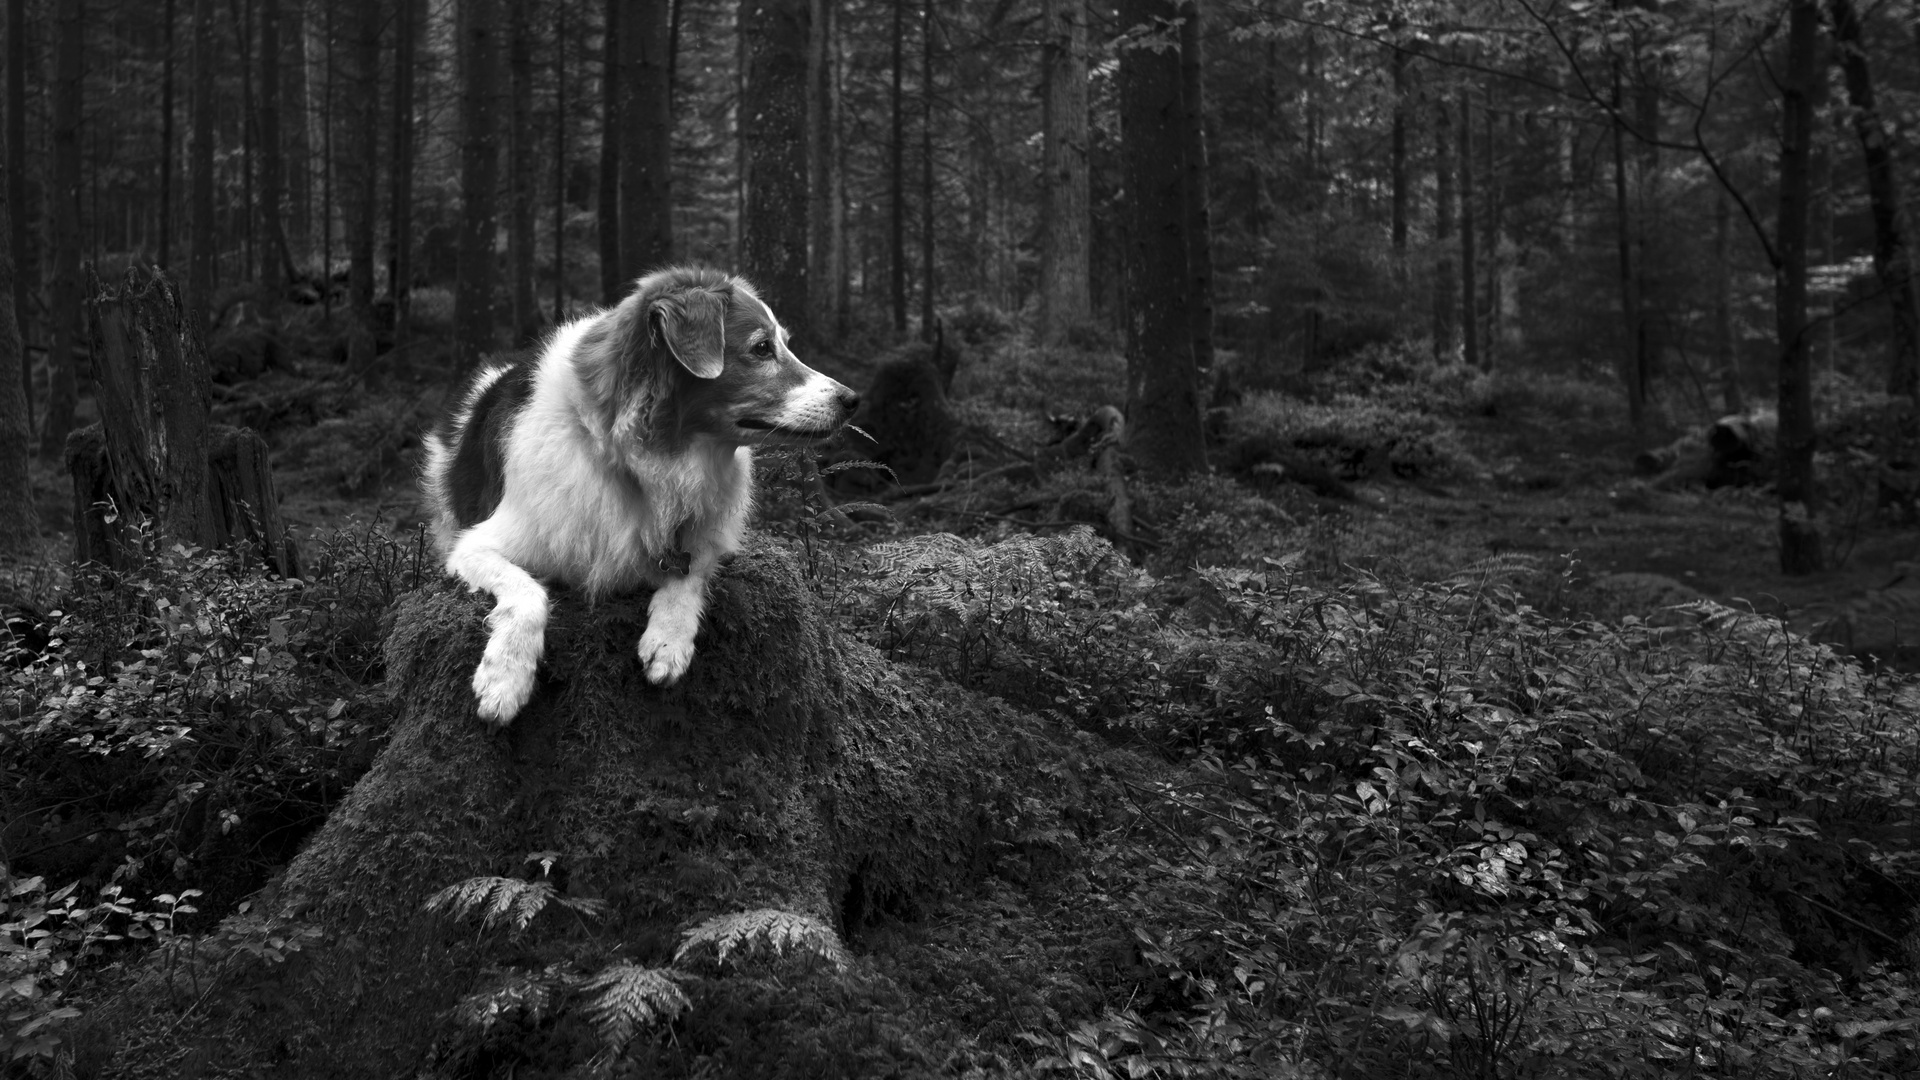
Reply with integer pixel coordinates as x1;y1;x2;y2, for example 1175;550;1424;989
64;265;297;577
81;540;1079;1078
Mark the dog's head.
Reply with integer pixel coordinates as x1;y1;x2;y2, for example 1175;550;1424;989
577;266;860;452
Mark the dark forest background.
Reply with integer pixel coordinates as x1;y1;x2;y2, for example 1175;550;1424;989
5;1;1920;1077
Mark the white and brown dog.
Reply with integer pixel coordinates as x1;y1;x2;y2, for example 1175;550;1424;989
421;266;859;726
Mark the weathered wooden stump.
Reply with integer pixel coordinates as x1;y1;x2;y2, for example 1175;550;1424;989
64;265;296;576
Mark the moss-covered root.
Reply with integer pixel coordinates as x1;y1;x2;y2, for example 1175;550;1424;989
82;539;1064;1078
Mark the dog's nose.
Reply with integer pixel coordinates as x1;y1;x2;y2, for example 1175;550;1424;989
837;388;861;415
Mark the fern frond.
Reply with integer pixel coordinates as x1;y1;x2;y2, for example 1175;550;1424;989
423;876;605;932
673;908;849;971
577;963;689;1052
453;974;554;1032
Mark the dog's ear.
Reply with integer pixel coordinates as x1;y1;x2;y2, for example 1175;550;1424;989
649;289;727;379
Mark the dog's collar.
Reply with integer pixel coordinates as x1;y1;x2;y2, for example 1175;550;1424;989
656;549;693;576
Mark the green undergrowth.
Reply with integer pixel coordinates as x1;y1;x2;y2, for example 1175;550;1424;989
821;525;1920;1078
2;520;420;1070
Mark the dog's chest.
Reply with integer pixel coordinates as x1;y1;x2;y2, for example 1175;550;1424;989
552;447;744;593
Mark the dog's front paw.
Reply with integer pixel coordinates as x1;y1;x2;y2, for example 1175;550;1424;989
638;628;696;686
472;642;538;727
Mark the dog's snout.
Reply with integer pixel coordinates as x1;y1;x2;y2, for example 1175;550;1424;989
836;388;861;415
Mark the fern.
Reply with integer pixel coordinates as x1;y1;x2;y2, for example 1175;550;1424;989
673;908;849;971
453;973;554;1032
578;963;689;1052
422;876;608;932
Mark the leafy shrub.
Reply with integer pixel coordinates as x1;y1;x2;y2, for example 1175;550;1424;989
1018;560;1920;1078
1;519;422;922
1231;390;1483;481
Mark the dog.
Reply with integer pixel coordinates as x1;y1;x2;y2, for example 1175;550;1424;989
421;266;860;726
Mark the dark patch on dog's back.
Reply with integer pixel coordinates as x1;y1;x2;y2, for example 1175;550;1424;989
446;362;537;528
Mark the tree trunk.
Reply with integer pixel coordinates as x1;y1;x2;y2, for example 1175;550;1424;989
620;0;674;279
1713;188;1742;414
159;0;175;270
552;0;567;322
1458;93;1477;372
259;0;295;292
1610;61;1644;429
82;540;1069;1076
1177;0;1214;380
456;0;504;368
39;0;84;460
1776;0;1822;575
1118;0;1205;477
1828;0;1919;399
806;0;837;340
597;0;621;302
888;0;905;335
1388;33;1407;287
918;2;934;342
1038;0;1090;344
189;0;217;329
0;103;29;554
1432;98;1454;361
66;267;297;575
344;0;381;367
740;0;811;343
388;0;419;346
508;0;537;344
6;0;27;434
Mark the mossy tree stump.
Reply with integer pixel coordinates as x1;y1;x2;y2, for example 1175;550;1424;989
85;541;1071;1078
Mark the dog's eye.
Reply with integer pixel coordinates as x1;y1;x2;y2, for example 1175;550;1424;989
750;340;774;357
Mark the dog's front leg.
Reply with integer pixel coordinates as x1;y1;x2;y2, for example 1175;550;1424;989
637;546;719;686
447;533;551;726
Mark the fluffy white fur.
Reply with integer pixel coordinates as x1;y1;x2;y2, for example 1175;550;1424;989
422;269;854;726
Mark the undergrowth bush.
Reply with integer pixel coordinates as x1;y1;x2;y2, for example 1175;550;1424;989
1017;562;1920;1078
1232;390;1483;481
1;520;422;981
817;522;1920;1077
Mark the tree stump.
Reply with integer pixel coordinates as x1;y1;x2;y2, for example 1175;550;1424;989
65;265;297;576
836;354;957;490
82;540;1075;1078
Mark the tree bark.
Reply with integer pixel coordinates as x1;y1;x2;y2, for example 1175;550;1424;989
1431;98;1455;361
456;0;505;369
189;0;217;331
598;0;622;302
39;0;84;460
1118;0;1205;477
1610;60;1644;429
1177;0;1214;379
159;0;175;270
1458;93;1478;372
1388;33;1407;273
620;0;675;280
508;0;538;344
1828;0;1919;399
6;0;28;434
388;0;420;346
888;0;906;334
259;0;295;292
66;267;297;575
1776;0;1822;575
1038;0;1090;344
918;2;934;342
83;541;1069;1076
740;0;811;344
1713;188;1742;414
806;0;838;340
0;102;29;554
344;0;381;366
